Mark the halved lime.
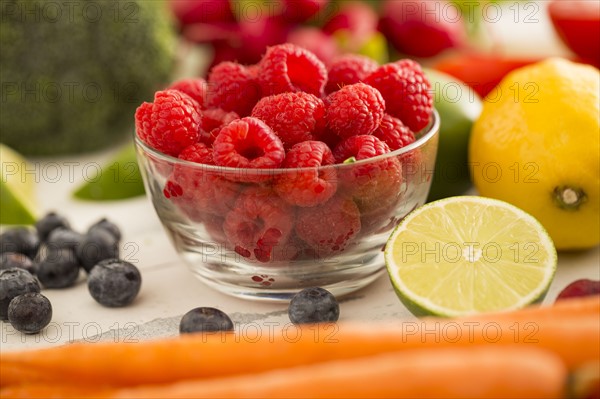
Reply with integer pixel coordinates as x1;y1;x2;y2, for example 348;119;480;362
73;144;145;201
384;196;557;317
0;144;38;225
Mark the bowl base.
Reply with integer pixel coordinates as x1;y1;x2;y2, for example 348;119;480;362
189;261;386;302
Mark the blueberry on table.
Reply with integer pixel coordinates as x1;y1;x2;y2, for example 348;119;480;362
46;228;85;251
179;307;234;334
0;268;40;320
288;287;340;324
88;218;122;242
8;293;52;334
0;228;40;259
36;247;80;289
76;228;120;273
35;212;70;242
0;252;36;274
87;259;141;307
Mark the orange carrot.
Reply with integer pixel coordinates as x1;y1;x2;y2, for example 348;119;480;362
1;312;597;389
0;347;567;399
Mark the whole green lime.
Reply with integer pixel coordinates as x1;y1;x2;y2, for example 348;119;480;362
424;69;482;201
0;0;176;155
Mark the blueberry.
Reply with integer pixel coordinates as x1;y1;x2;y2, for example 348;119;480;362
288;287;340;324
0;228;40;259
46;228;85;251
8;293;52;334
179;307;234;334
76;228;119;273
0;268;40;320
35;212;70;242
88;218;121;242
87;259;141;307
0;252;36;274
36;247;80;289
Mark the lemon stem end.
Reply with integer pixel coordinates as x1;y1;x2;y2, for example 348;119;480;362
553;186;586;211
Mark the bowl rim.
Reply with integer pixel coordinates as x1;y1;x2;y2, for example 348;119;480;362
135;109;439;173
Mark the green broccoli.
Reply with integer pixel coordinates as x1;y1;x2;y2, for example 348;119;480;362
0;0;176;155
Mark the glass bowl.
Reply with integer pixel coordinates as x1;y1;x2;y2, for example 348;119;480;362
135;110;439;301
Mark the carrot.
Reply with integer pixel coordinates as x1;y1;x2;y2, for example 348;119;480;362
454;295;600;323
0;384;111;399
0;347;567;399
1;311;597;389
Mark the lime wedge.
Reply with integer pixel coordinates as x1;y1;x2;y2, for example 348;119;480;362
73;144;145;201
0;144;38;225
384;196;557;317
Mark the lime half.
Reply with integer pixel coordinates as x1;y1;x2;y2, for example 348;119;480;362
384;196;557;317
0;144;38;225
73;144;145;201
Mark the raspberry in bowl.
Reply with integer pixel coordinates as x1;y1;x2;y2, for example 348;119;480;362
135;45;440;301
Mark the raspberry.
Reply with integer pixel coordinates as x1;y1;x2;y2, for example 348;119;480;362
365;59;433;132
373;114;416;151
166;143;239;220
258;43;327;97
168;78;208;109
334;135;402;214
274;141;337;207
223;187;295;263
178;142;214;165
333;134;390;163
251;92;326;148
325;83;385;139
325;54;379;94
206;62;262;116
213;117;285;172
295;196;361;256
198;108;239;145
134;90;201;157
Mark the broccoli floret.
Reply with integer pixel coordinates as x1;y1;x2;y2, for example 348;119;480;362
0;0;176;155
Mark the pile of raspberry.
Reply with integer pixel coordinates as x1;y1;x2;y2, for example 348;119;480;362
135;44;433;263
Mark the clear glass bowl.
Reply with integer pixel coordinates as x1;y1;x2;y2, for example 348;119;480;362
136;110;439;301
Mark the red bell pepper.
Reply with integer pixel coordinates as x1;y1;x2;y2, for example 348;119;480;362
433;54;538;98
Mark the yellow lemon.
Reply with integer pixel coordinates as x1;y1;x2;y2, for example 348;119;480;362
470;58;599;250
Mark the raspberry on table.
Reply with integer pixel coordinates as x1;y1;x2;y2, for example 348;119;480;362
274;141;338;207
223;187;295;263
257;43;327;97
251;92;326;149
199;108;239;145
373;114;416;151
168;78;208;109
334;135;403;214
325;54;379;94
206;62;262;117
325;83;385;139
167;143;239;219
365;59;433;132
295;196;361;257
135;90;202;157
212;117;285;174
